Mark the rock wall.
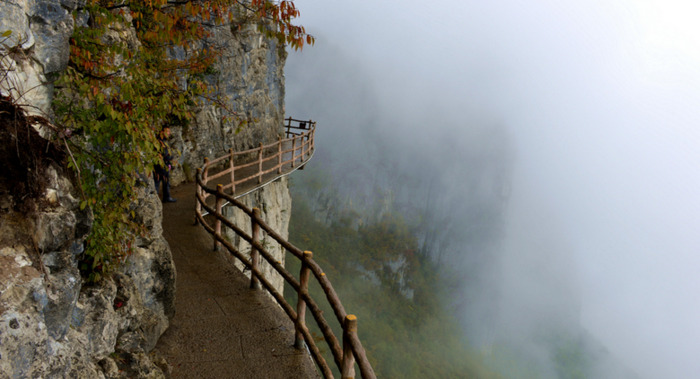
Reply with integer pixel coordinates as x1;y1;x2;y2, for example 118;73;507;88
168;23;287;186
0;0;73;119
0;1;174;377
166;21;293;294
0;121;174;378
0;1;293;377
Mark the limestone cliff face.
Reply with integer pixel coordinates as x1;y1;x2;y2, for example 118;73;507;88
168;24;287;186
166;22;292;295
0;108;174;378
1;1;171;377
0;0;73;119
0;1;291;377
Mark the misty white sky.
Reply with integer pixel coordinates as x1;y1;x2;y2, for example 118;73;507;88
288;1;700;377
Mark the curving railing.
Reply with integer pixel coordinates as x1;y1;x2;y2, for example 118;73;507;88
194;118;376;379
196;117;316;214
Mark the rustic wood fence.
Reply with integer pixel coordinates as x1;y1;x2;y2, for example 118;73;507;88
194;118;376;379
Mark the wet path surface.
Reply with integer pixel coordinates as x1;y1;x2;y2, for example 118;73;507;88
152;182;319;379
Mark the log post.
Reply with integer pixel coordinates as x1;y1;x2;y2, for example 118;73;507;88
250;207;261;290
299;134;306;170
291;136;297;168
285;117;292;138
257;142;263;184
194;168;202;225
229;148;235;195
308;120;313;144
311;127;315;151
213;184;224;251
203;157;210;185
341;314;357;379
201;157;210;215
295;251;313;349
277;136;283;174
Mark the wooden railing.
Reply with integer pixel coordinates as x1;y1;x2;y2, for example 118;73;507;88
194;118;376;379
196;117;316;216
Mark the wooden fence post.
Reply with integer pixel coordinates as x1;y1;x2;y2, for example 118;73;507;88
342;314;357;379
250;207;261;290
201;157;210;219
285;117;292;138
229;148;235;195
213;184;224;251
194;168;202;225
277;136;283;174
307;120;313;147
311;127;315;151
295;251;313;349
203;157;210;185
291;136;297;168
299;134;306;170
257;142;263;184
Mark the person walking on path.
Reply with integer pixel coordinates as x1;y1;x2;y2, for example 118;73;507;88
154;127;177;203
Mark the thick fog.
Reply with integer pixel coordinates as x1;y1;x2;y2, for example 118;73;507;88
285;1;700;378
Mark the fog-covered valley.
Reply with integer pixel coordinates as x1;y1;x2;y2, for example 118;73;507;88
284;1;700;378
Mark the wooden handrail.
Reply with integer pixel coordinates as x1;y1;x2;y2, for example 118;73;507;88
198;118;316;209
194;118;376;379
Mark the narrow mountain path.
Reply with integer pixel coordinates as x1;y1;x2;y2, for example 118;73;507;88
152;182;319;379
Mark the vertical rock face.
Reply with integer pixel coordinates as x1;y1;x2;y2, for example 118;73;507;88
0;1;291;377
166;22;292;294
0;149;174;378
0;0;74;119
168;23;287;186
0;1;174;377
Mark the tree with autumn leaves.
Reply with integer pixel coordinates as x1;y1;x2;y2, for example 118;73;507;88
52;0;312;281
